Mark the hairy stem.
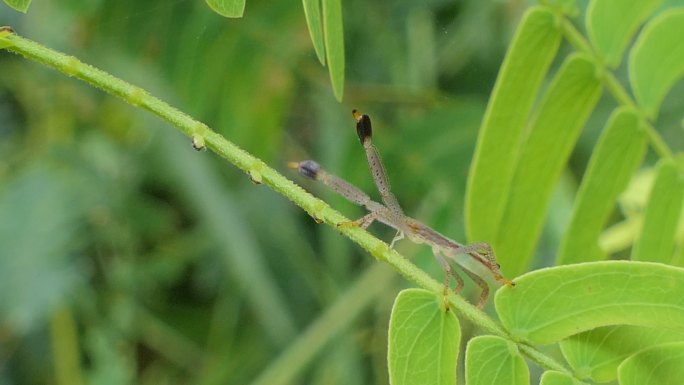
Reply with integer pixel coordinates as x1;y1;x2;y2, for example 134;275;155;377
1;30;571;377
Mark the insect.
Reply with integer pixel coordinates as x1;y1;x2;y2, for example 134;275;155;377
289;110;514;308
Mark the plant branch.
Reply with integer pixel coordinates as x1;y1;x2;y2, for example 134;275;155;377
0;30;571;377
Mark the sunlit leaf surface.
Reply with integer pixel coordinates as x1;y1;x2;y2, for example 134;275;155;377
388;289;460;385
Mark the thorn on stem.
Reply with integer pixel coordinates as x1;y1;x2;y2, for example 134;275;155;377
191;134;206;151
248;170;263;185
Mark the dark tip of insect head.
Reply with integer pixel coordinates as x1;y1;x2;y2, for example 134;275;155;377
297;160;321;180
352;110;372;145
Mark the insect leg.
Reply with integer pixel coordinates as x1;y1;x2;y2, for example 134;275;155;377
433;249;465;310
352;110;406;220
389;230;405;248
457;242;515;287
456;263;490;309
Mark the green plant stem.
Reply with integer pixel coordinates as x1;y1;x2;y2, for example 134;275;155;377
558;17;675;161
518;344;569;374
0;31;571;377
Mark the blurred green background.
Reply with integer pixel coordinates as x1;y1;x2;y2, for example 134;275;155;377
1;1;682;384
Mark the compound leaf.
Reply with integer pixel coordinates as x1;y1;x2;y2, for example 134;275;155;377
558;108;646;264
495;54;602;276
466;7;561;244
586;0;663;67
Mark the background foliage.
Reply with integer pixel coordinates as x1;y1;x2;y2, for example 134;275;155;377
1;0;684;384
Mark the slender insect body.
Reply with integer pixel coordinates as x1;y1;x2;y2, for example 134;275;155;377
290;110;514;308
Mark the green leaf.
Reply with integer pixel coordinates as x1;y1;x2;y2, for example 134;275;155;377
495;261;684;345
2;0;30;13
388;289;460;385
302;0;326;65
586;0;663;68
205;0;245;18
539;371;586;385
618;342;684;385
559;325;684;383
632;160;684;262
322;0;344;101
495;54;603;276
466;7;562;244
558;108;646;264
629;8;684;119
465;335;529;385
673;238;684;267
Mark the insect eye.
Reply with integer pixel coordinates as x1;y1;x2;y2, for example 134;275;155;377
354;113;372;144
297;160;321;180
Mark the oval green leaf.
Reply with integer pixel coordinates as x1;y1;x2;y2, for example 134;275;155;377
3;0;30;13
558;108;646;264
560;325;684;383
322;0;344;101
495;261;684;345
618;342;684;385
495;54;603;276
629;9;684;118
388;289;460;385
302;0;326;65
632;160;684;263
465;335;529;385
205;0;245;18
539;371;586;385
539;370;588;385
466;6;561;243
586;0;663;68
